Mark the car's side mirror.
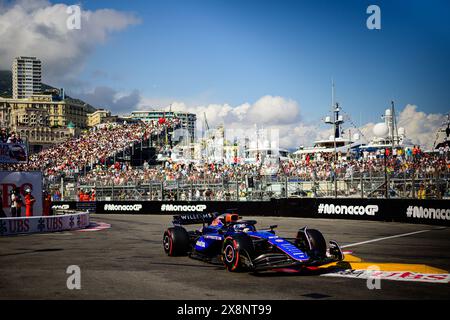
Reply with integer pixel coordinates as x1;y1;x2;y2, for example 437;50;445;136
270;225;278;230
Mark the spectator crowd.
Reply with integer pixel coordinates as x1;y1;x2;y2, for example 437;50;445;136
76;144;450;188
1;119;181;181
1;121;449;201
0;127;24;144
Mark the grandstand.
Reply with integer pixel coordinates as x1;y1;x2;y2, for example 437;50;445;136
2;119;449;202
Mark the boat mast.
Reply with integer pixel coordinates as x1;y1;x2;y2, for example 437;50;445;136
390;100;399;149
391;101;395;150
331;82;343;139
332;80;338;197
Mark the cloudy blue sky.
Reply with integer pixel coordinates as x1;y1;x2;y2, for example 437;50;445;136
0;0;449;148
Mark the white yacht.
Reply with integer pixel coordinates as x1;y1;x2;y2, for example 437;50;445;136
244;147;290;163
360;102;413;151
293;103;362;158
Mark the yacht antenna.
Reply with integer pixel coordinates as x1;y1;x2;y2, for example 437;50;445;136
390;100;399;149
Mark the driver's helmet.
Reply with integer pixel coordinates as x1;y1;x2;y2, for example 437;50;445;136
210;213;238;227
232;223;254;233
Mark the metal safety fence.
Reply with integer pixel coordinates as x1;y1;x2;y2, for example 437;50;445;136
45;171;450;202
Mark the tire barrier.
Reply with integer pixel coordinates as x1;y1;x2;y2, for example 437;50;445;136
0;211;90;236
51;198;450;226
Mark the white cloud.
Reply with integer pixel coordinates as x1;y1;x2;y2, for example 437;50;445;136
248;95;299;124
143;95;302;127
397;104;444;149
231;102;251;121
0;0;140;86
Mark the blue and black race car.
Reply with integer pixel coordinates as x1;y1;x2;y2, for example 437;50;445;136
163;210;344;272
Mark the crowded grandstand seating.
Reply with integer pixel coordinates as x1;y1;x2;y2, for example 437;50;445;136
2;119;181;180
2;121;449;192
76;147;450;187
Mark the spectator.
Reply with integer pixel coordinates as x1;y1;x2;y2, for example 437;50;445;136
24;188;36;217
418;183;426;200
43;191;52;216
53;190;61;201
0;128;8;143
10;188;22;217
6;132;17;144
90;188;96;201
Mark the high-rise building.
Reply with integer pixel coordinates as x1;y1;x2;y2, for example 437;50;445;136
12;56;42;99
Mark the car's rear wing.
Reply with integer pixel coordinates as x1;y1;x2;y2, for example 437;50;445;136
172;212;220;225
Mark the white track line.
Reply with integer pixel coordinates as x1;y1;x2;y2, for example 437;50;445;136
341;227;447;248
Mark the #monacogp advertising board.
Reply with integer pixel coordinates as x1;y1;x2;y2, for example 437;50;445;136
52;198;450;226
0;171;43;217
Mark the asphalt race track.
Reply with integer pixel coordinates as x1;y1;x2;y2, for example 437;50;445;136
0;214;449;300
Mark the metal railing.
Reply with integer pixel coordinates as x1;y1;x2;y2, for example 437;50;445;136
46;171;450;202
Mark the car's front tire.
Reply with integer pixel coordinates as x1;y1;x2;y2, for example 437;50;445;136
222;234;254;272
163;226;190;256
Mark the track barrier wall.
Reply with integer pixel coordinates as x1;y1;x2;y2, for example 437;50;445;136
0;212;90;236
51;199;450;226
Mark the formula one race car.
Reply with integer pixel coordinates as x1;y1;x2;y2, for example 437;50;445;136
163;210;344;272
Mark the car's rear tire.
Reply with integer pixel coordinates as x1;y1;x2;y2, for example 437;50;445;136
163;226;190;256
222;234;254;272
296;228;327;259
